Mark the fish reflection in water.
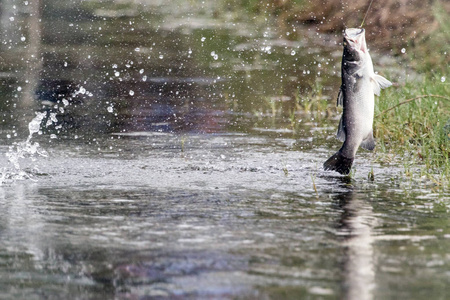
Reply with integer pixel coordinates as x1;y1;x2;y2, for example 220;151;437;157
335;184;378;300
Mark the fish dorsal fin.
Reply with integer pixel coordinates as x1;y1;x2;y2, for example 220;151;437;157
337;86;344;107
371;74;392;96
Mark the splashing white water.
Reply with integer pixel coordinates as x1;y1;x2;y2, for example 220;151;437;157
0;71;93;184
27;112;46;141
2;112;50;184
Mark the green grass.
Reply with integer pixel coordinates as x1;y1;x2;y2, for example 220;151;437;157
374;76;450;189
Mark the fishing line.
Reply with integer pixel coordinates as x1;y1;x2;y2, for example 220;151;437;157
360;0;375;28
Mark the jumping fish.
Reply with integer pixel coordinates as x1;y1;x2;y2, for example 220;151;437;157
324;28;392;175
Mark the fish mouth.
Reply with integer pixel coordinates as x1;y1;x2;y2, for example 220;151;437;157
344;28;364;39
343;28;367;53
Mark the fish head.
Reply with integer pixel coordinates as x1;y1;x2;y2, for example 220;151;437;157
343;28;368;61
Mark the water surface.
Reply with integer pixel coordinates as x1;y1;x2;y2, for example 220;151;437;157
0;1;449;299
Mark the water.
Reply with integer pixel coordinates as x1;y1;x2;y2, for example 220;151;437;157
0;1;449;299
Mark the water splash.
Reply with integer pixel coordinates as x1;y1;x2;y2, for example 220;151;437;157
1;84;91;183
2;112;50;184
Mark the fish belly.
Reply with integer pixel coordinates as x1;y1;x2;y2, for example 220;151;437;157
342;78;374;157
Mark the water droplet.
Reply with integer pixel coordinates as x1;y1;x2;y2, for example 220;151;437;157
20;36;26;42
17;86;22;92
114;71;120;77
441;76;446;83
142;75;147;82
107;106;113;113
159;55;164;59
129;90;135;96
201;37;206;42
28;112;46;136
139;69;144;74
401;48;406;54
291;50;296;56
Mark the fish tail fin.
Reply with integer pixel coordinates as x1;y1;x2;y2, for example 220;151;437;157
323;151;354;175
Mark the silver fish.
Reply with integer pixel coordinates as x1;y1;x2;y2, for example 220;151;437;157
324;28;392;175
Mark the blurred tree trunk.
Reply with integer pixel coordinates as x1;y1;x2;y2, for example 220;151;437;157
0;0;43;107
23;0;43;107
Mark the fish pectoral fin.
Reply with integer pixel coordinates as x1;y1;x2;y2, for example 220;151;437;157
360;131;376;151
337;86;344;107
336;116;346;142
371;74;392;96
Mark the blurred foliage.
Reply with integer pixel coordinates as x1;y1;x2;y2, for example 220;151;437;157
234;0;449;73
